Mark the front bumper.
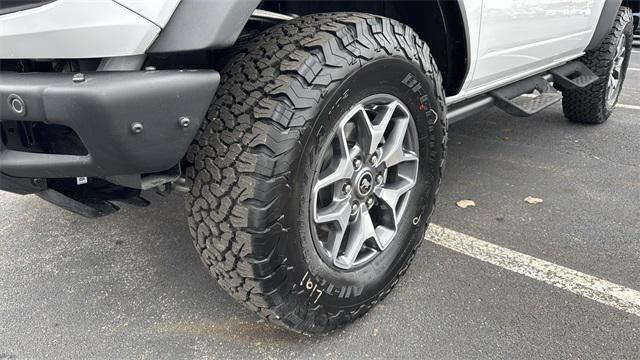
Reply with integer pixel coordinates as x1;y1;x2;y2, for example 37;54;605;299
0;70;219;194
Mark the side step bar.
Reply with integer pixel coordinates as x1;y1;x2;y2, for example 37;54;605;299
548;61;599;90
490;76;562;117
448;60;598;124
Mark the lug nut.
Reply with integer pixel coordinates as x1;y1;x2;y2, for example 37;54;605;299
353;158;362;170
179;116;190;128
371;155;378;165
366;197;374;207
342;183;352;194
131;122;144;134
72;73;85;83
351;201;359;213
376;174;384;185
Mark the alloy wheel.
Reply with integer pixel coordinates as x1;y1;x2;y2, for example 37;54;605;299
607;33;627;107
310;94;419;270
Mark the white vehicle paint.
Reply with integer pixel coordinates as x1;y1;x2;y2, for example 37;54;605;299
451;0;607;104
113;0;181;28
469;0;605;89
0;0;162;59
0;0;611;97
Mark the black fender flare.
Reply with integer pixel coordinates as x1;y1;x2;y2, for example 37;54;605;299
586;0;623;51
148;0;261;54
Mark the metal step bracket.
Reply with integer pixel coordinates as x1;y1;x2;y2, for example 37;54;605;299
490;76;562;117
549;61;599;90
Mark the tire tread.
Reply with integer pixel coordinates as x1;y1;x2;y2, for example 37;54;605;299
562;7;633;124
185;12;447;333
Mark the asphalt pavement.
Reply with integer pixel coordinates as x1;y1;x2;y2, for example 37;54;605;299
1;51;639;359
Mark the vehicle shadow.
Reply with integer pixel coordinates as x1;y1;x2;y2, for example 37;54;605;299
104;191;309;343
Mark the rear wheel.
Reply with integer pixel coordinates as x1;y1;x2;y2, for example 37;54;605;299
562;7;634;124
185;13;447;333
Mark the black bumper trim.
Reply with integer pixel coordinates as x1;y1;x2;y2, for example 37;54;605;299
0;172;46;195
0;70;219;184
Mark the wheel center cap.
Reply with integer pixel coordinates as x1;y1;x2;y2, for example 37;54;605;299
356;171;374;197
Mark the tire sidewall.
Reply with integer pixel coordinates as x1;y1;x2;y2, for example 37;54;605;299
281;57;445;311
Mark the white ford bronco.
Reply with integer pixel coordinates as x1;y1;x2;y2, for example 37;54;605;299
1;0;637;333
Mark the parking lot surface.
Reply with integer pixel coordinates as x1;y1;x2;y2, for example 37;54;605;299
1;50;639;359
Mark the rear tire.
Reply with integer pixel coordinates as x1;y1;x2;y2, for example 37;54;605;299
184;13;447;333
562;7;634;124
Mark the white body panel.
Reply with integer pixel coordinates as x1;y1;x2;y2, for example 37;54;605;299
451;0;606;103
113;0;181;27
0;0;609;100
455;0;483;96
0;0;162;59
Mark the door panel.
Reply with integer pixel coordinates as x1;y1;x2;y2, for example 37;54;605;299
469;0;605;90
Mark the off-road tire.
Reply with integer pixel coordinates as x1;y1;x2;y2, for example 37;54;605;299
562;7;634;124
184;13;447;334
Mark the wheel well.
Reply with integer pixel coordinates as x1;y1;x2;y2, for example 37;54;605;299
622;0;640;13
259;1;468;96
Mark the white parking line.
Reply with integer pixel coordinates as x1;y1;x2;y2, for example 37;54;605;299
426;224;640;317
617;104;640;110
628;67;640;71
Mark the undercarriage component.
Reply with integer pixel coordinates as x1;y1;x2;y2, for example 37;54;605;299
37;179;150;218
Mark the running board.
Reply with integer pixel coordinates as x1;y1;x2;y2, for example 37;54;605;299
447;60;599;123
548;61;599;90
490;76;562;117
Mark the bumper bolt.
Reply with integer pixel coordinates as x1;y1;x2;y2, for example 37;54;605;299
7;94;25;116
366;197;374;208
31;178;44;186
131;122;144;134
72;73;85;83
179;117;191;128
342;183;352;194
376;174;384;185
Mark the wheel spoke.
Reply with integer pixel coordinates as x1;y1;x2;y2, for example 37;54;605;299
356;101;400;155
374;176;416;226
336;205;377;268
381;139;419;169
315;200;352;227
374;176;416;249
615;50;625;74
314;200;353;262
378;114;417;168
608;76;616;100
616;37;626;59
313;126;354;193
